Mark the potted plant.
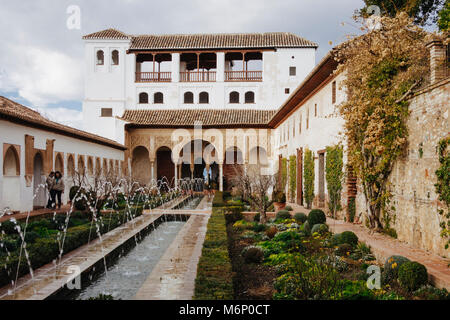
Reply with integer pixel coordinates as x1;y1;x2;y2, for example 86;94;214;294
272;190;286;211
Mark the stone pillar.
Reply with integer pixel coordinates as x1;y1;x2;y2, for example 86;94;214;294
172;52;180;82
216;52;225;82
190;163;194;179
150;160;155;183
426;39;447;84
219;163;223;191
205;163;210;184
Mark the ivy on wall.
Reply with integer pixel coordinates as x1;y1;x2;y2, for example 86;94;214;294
335;13;430;229
435;136;450;249
289;155;297;202
325;145;344;218
281;157;288;192
303;149;315;209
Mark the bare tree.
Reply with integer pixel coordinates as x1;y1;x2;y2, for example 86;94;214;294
231;164;275;224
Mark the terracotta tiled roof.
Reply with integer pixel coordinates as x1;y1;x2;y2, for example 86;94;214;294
0;96;126;150
120;109;276;128
83;29;317;50
82;28;130;40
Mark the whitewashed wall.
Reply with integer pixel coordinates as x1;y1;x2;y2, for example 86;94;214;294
0;120;124;212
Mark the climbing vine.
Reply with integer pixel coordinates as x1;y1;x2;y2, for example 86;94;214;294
303;149;315;209
325;145;344;218
289;155;297;202
435;136;450;249
281;157;288;191
335;13;431;229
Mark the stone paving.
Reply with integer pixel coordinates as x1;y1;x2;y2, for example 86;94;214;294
0;196;188;300
135;196;211;300
287;202;450;290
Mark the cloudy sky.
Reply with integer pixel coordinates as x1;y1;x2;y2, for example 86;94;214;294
0;0;364;129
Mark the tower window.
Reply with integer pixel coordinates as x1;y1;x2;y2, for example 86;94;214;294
244;91;255;103
139;92;148;104
229;91;239;104
289;66;296;76
96;50;104;65
111;50;119;65
154;92;164;104
101;108;112;117
285;88;290;94
199;92;209;104
184;92;194;104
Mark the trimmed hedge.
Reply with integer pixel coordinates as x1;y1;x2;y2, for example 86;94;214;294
194;196;233;299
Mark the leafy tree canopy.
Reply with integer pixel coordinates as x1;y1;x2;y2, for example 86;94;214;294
360;0;445;25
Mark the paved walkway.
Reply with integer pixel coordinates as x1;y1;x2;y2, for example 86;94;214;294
287;202;450;290
135;196;211;300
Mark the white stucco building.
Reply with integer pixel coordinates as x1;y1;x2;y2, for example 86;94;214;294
81;29;318;143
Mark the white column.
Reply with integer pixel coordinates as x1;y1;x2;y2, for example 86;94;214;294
219;163;223;191
216;52;225;82
174;162;178;187
172;53;180;82
150;160;155;182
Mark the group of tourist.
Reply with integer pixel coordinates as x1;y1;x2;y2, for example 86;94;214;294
45;171;65;209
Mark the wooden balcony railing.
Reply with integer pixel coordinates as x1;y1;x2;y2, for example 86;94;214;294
180;71;216;82
225;71;262;81
135;72;171;82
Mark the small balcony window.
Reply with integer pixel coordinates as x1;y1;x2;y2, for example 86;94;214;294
96;50;104;65
101;108;112;117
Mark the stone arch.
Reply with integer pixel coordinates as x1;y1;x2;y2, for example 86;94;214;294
95;157;101;175
55;152;64;175
102;158;108;176
67;154;75;177
249;146;269;166
156;146;174;186
77;155;85;176
132;146;151;185
87;156;94;176
33;152;45;208
3;145;20;176
223;146;244;190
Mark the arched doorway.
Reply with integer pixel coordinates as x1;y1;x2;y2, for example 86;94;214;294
156;146;174;187
131;146;151;185
223;147;243;190
33;152;46;209
55;153;64;175
2;146;21;211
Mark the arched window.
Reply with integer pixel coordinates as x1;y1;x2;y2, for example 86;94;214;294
3;146;19;176
199;92;209;104
244;91;255;103
96;50;104;65
184;92;194;104
111;50;119;65
139;92;148;104
154;92;164;104
229;91;239;104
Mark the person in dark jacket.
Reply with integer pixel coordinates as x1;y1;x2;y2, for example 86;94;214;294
46;171;55;209
51;171;65;209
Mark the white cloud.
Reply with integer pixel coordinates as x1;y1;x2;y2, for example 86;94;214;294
35;106;83;130
1;45;83;106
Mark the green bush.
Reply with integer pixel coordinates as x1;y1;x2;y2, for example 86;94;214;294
285;205;293;211
340;231;359;247
302;221;311;235
0;220;19;234
294;212;307;224
382;255;411;285
212;191;226;207
273;231;303;242
340;280;375;300
311;223;329;235
398;261;428;292
335;243;353;256
276;210;291;220
252;224;267;233
272;191;286;203
253;213;260;222
307;209;326;226
243;247;264;264
223;206;244;224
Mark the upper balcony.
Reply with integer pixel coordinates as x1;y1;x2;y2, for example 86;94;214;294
134;51;263;83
